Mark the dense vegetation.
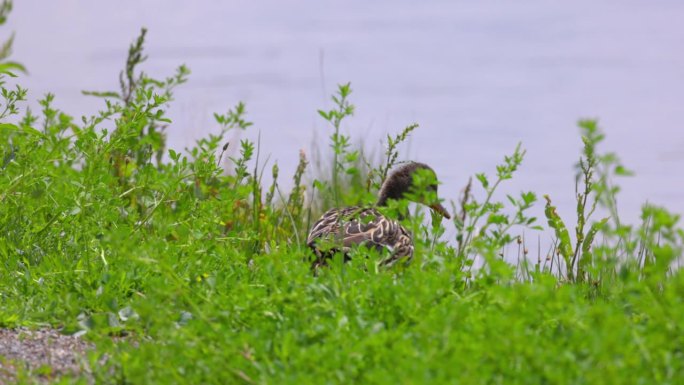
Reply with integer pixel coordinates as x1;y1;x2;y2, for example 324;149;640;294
1;8;683;385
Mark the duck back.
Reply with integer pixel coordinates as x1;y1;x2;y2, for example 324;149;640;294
307;206;414;268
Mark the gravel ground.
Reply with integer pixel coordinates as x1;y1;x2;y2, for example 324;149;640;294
0;327;93;384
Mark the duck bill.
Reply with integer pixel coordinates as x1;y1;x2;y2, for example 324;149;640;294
429;202;451;219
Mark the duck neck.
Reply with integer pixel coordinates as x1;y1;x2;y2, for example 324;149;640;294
376;195;389;207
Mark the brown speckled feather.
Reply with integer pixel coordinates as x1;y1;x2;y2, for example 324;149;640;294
306;162;450;271
307;206;414;268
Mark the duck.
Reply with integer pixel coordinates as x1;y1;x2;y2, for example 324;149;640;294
306;162;451;269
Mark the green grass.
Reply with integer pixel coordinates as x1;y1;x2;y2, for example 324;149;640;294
1;15;684;385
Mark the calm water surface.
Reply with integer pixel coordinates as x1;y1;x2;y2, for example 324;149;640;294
9;0;684;236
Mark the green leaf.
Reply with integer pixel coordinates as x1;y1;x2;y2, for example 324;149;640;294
506;194;517;207
614;165;634;177
522;191;537;206
544;195;573;270
579;217;609;272
487;214;508;225
82;90;121;99
0;122;47;138
317;110;330;121
0;122;18;131
313;179;325;192
475;173;489;189
0;61;26;76
345;167;359;175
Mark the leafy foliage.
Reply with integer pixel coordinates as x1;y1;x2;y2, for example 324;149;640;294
0;13;683;384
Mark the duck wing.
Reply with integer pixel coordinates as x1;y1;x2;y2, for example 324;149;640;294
306;206;359;246
307;207;414;265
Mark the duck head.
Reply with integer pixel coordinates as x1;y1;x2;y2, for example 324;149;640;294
377;162;451;219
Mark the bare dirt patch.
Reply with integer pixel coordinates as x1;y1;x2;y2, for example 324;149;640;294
0;327;92;384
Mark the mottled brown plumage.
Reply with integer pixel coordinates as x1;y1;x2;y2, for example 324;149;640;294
307;162;450;269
